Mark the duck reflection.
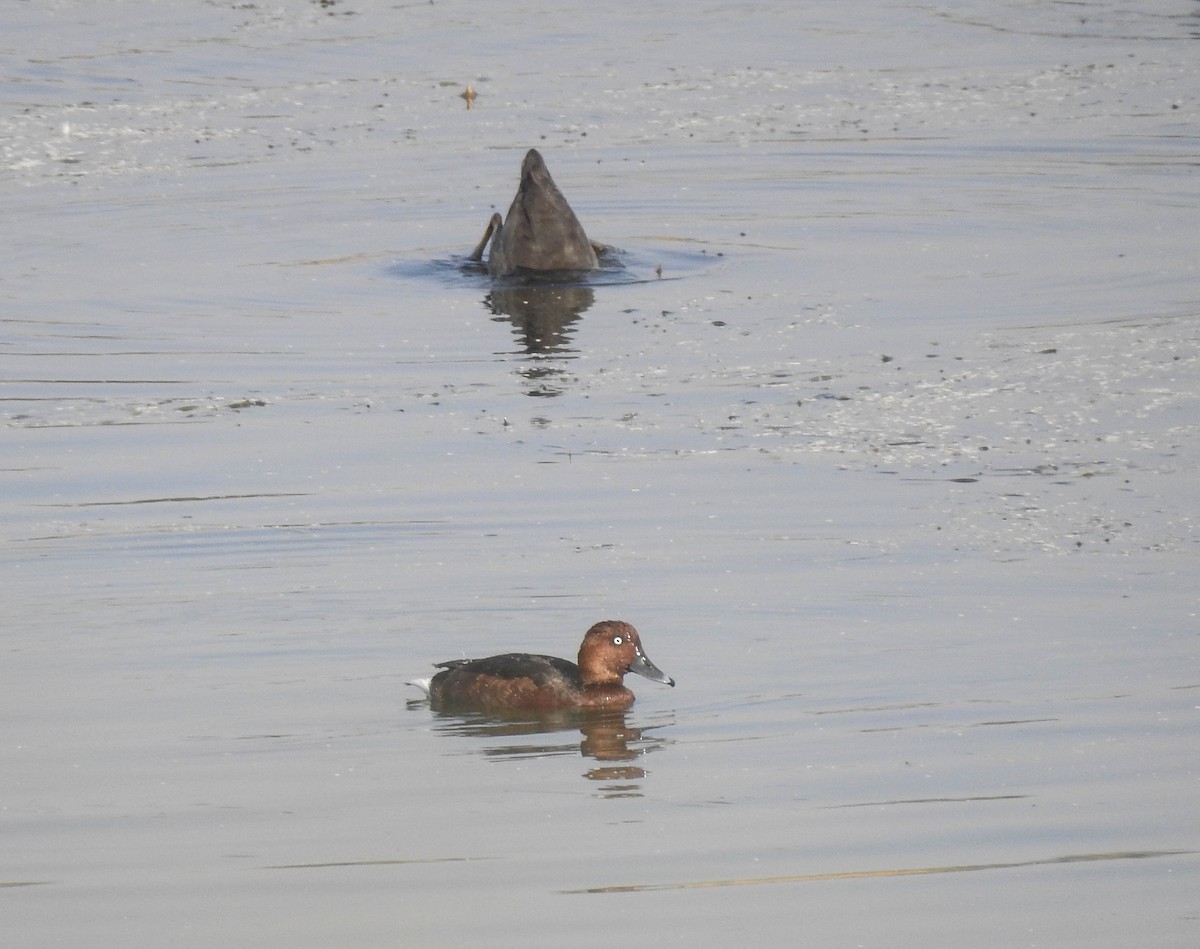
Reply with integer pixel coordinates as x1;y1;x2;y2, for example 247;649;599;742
422;707;670;788
486;282;594;355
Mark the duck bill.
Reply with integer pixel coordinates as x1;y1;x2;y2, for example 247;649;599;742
630;652;675;687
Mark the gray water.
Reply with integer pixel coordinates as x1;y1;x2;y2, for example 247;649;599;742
3;1;1198;946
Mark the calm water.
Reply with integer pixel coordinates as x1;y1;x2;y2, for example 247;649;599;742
3;1;1198;946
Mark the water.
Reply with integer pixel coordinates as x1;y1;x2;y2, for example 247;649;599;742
3;1;1198;946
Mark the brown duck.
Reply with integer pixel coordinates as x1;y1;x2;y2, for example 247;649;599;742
409;620;674;714
469;148;601;277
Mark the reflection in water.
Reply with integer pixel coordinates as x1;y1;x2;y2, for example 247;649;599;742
452;244;689;397
485;282;595;397
514;359;575;398
448;243;697;396
485;283;595;354
422;707;671;794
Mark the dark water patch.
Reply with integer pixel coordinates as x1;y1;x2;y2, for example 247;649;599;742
3;393;278;430
566;850;1197;894
859;716;1059;734
18;517;454;553
969;717;1059;727
822;794;1031;809
388;242;707;290
939;6;1200;41
37;492;310;508
265;856;496;870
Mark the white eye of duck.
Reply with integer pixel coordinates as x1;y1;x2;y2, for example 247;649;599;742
612;636;623;645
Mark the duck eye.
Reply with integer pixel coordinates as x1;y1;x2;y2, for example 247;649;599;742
612;636;623;645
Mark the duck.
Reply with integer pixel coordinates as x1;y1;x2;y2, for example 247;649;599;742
409;620;674;713
468;148;602;277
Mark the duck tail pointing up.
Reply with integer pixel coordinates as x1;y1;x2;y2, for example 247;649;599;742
406;677;432;697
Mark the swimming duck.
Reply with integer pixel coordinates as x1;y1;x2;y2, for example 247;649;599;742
410;620;674;713
468;148;601;277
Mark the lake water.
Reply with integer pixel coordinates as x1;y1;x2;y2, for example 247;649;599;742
3;1;1198;946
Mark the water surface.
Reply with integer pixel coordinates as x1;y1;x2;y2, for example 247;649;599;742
3;1;1198;946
